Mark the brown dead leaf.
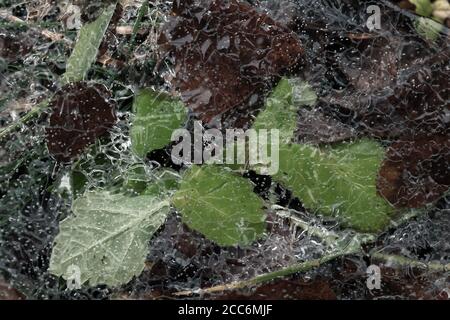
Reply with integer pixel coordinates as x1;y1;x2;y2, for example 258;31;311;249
377;134;450;208
45;82;117;162
0;31;36;63
159;0;303;126
0;277;24;300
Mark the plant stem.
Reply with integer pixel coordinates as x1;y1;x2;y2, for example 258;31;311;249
129;0;149;53
371;252;450;272
174;236;363;296
0;99;49;141
273;206;340;247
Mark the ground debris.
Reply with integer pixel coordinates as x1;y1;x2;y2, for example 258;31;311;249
158;0;304;127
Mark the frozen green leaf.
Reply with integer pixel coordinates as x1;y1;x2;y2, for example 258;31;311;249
49;191;170;287
253;78;316;144
274;140;394;233
415;17;443;40
130;89;188;158
62;4;116;84
173;165;266;246
410;0;433;17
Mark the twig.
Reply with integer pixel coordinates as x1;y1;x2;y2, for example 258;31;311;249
372;252;450;272
0;10;72;45
174;234;365;297
116;25;146;35
273;206;340;247
174;251;345;296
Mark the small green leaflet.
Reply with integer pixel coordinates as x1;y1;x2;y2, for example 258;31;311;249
274;140;394;233
173;165;266;246
49;191;170;287
251;78;392;232
410;0;433;17
415;17;443;41
62;4;116;84
130;89;188;158
253;78;316;144
129;0;149;52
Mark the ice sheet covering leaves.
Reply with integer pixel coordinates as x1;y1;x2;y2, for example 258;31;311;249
49;191;170;287
378;134;450;208
62;4;116;84
173;165;266;246
274;140;393;233
45;82;117;162
130;89;187;158
159;0;303;125
251;77;392;232
317;30;449;141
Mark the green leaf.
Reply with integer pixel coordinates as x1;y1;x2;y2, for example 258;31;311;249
49;191;170;287
250;78;317;174
62;4;116;84
143;169;180;197
173;166;266;246
415;17;443;40
130;89;188;158
129;0;149;52
410;0;433;17
253;78;316;144
273;140;394;233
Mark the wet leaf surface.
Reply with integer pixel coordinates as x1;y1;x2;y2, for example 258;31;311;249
159;0;304;126
45;82;117;162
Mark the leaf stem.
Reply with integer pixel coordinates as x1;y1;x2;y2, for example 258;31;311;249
371;252;450;272
0;99;49;141
174;236;363;297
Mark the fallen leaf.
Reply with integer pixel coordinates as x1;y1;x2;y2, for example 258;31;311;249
159;0;303;126
45;82;117;162
0;277;24;300
0;31;36;63
377;134;450;208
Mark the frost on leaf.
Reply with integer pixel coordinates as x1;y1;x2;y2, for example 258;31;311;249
173;165;266;246
274;140;393;233
49;191;170;287
130;89;188;158
45;82;117;162
378;134;450;208
159;0;303;126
